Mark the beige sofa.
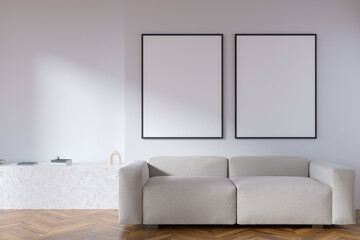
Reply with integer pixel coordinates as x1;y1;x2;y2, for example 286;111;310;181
118;156;355;227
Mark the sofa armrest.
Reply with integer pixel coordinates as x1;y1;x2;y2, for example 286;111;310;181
310;160;355;224
119;160;149;224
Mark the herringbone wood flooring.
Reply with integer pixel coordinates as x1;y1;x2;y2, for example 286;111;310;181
0;210;359;240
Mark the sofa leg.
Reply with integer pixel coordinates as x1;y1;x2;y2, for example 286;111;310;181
312;225;323;229
147;225;159;230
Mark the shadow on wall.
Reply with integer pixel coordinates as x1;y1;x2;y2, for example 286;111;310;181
0;0;125;163
33;56;123;163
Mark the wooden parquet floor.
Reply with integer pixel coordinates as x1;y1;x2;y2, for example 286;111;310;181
0;210;359;240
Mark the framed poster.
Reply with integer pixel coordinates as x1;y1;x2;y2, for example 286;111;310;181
235;34;317;139
142;34;223;139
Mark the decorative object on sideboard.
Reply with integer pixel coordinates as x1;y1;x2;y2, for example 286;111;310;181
51;156;72;165
110;151;121;165
235;34;317;139
17;162;38;165
0;159;5;165
142;34;223;139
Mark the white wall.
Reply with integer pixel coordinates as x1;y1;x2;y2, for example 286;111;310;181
0;0;125;163
1;0;360;208
124;0;360;207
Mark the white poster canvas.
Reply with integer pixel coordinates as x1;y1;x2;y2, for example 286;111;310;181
142;34;223;138
235;34;316;138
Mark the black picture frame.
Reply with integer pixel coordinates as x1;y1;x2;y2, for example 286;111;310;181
235;34;317;139
142;34;223;139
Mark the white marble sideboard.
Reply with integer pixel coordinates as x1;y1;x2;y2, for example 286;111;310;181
0;163;120;209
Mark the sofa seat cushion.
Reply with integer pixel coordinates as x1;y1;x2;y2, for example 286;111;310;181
143;176;236;224
231;176;332;225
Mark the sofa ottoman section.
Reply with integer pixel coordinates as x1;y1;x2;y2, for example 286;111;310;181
232;176;332;225
143;176;236;224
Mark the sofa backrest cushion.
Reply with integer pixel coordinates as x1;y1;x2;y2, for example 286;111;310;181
229;156;309;178
148;156;228;177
